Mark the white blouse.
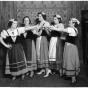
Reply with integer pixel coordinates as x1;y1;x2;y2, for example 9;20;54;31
0;27;25;42
67;27;78;36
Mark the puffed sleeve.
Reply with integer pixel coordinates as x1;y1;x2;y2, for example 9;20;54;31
67;27;72;34
67;27;77;36
0;30;8;39
17;27;25;35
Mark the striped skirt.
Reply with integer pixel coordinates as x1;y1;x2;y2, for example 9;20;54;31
36;36;49;68
63;42;80;77
5;44;28;76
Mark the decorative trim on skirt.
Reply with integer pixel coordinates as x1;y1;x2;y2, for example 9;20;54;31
5;44;28;76
62;42;80;77
36;36;49;68
22;39;37;71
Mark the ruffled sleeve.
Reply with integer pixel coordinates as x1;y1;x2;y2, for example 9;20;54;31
67;27;72;34
0;30;8;39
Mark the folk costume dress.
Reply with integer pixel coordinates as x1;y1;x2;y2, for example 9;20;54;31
36;21;50;68
1;28;28;76
49;24;63;71
63;27;80;77
21;29;37;72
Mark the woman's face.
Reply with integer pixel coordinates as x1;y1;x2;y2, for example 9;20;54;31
68;20;74;27
53;17;59;24
38;14;44;21
24;17;30;26
11;21;17;29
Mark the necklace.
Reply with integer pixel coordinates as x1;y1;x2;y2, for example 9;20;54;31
12;32;14;35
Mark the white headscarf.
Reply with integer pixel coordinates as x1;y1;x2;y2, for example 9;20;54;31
55;14;62;21
71;18;80;25
41;12;46;15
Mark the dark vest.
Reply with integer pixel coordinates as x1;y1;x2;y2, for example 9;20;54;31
66;28;78;45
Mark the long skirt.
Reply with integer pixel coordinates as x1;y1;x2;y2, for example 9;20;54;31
36;36;49;68
49;37;63;71
63;42;80;77
5;44;28;76
22;39;37;71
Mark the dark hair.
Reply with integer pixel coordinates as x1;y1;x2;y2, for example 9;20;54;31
69;18;79;28
8;19;17;28
50;21;54;25
53;15;62;23
34;18;40;25
37;12;46;20
73;22;79;28
22;16;31;27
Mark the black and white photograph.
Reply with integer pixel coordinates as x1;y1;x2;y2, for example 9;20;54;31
0;0;87;87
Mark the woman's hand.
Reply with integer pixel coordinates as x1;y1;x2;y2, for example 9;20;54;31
49;26;55;30
23;32;27;38
34;26;40;30
6;44;12;49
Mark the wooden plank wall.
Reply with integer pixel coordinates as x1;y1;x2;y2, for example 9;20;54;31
0;1;88;65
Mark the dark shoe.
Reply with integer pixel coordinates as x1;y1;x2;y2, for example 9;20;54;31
26;72;29;76
10;77;16;84
59;72;65;79
70;81;76;86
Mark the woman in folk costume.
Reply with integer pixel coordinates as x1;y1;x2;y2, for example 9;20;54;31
62;18;80;86
0;19;37;83
21;16;37;77
36;12;51;77
49;15;64;76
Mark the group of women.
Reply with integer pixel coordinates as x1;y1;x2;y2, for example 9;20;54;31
0;11;80;86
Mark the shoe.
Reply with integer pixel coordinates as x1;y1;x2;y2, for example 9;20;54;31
26;72;29;76
10;77;16;84
20;75;25;82
30;71;34;77
44;69;52;77
70;80;76;86
37;69;45;75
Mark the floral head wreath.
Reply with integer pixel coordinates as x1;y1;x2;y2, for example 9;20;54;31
42;12;46;15
55;14;62;20
71;18;80;25
9;19;15;22
56;15;61;18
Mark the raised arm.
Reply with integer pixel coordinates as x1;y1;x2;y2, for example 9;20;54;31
62;27;71;33
50;24;64;32
24;25;38;31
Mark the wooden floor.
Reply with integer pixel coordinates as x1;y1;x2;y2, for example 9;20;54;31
0;62;88;87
